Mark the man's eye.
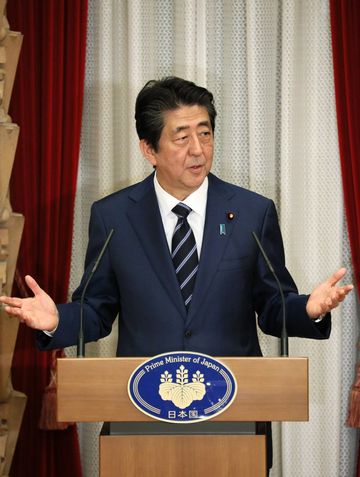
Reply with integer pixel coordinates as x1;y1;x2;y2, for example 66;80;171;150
199;131;211;141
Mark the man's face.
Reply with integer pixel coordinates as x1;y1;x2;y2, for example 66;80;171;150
141;104;214;200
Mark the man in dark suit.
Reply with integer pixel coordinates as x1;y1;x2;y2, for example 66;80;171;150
0;76;352;472
0;76;351;351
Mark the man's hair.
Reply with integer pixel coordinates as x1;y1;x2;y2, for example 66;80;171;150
135;76;216;151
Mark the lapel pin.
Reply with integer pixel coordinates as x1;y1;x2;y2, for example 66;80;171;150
227;212;235;221
219;224;226;235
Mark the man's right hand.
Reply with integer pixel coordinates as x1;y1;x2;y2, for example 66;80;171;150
0;275;59;332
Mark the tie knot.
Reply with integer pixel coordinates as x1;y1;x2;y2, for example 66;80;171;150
172;203;192;219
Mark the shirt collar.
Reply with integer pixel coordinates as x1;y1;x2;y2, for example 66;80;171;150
154;173;208;218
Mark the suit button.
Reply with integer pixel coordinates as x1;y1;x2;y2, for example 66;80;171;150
185;330;192;338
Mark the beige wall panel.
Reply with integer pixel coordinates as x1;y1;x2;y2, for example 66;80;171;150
0;123;19;210
1;31;22;114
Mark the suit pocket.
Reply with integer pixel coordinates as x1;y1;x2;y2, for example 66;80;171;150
217;256;252;271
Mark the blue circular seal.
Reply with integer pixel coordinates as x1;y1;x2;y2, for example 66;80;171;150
128;351;237;423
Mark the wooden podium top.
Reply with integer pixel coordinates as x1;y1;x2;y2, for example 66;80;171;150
57;356;308;423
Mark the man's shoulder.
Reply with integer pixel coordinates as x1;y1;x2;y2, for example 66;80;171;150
92;174;154;210
208;173;273;207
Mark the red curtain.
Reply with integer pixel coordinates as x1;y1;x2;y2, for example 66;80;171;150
330;0;360;474
330;1;360;294
6;0;87;475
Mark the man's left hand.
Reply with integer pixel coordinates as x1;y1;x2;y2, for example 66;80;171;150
306;267;353;320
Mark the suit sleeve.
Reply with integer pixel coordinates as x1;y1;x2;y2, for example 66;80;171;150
37;202;120;350
253;200;331;340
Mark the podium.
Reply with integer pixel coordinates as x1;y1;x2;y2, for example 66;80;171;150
57;357;308;476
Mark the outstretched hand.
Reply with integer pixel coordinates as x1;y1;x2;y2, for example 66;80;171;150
0;275;59;332
306;267;353;319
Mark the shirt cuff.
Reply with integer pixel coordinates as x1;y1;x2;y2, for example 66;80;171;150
311;313;326;323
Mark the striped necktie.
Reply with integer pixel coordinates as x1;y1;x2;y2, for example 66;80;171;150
171;203;199;310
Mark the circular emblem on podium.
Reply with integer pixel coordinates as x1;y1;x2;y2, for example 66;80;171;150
128;352;237;423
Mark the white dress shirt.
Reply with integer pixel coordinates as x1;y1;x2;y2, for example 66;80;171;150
154;173;208;258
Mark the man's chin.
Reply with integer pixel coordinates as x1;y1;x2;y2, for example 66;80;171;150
184;175;207;192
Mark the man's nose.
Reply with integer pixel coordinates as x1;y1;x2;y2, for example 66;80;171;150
189;135;202;155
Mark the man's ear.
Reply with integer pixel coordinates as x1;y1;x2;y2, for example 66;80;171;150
139;140;157;167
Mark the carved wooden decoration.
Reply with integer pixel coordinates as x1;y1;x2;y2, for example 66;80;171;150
0;1;26;475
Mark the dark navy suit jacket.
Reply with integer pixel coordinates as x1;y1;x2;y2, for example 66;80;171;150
38;172;330;355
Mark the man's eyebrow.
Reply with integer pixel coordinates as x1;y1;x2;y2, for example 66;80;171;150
173;125;190;134
173;121;211;134
198;120;211;128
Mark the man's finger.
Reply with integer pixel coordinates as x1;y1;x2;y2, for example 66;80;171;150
327;267;347;287
0;296;23;308
24;275;43;296
3;305;24;319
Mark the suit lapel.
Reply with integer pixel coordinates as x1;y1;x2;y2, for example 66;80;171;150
126;175;186;317
126;173;240;324
187;174;239;325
